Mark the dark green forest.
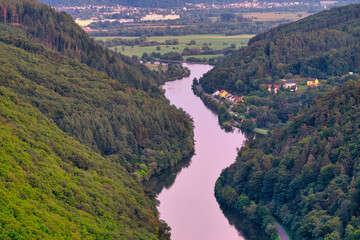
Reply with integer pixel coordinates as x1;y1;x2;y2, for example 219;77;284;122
0;0;196;238
0;0;194;178
207;4;360;240
201;4;360;94
200;4;360;130
0;0;163;91
216;79;360;239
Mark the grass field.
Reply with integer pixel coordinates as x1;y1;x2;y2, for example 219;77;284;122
143;63;167;71
242;12;312;22
98;34;254;59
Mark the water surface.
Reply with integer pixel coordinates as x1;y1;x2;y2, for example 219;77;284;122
152;63;267;240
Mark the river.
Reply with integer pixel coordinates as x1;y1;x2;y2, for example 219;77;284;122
149;63;269;240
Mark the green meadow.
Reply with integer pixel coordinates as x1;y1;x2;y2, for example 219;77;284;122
96;34;254;59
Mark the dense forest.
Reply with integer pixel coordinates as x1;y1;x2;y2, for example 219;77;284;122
215;79;360;239
0;0;194;178
0;87;167;239
0;0;162;91
205;4;360;239
199;4;360;130
0;0;196;238
201;4;360;94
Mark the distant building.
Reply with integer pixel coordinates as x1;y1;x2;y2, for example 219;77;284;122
233;96;243;104
320;1;338;6
268;84;280;93
220;90;228;98
307;78;319;86
141;14;180;21
213;90;220;96
283;80;297;92
290;85;297;92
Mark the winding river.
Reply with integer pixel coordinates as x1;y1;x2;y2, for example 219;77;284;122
149;63;269;240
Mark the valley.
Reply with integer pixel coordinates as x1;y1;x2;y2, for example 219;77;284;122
1;1;360;240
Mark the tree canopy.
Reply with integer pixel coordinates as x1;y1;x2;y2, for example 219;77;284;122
0;0;195;238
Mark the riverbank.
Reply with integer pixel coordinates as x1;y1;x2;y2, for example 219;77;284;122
192;82;269;134
152;63;290;240
191;67;291;240
154;63;265;239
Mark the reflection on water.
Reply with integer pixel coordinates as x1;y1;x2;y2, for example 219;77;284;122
151;63;268;240
220;205;270;240
147;156;192;195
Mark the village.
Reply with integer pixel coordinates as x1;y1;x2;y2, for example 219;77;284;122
267;77;319;93
196;77;321;134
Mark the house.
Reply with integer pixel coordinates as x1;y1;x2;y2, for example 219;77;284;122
268;84;280;93
226;94;235;102
233;96;243;104
213;90;220;96
307;78;319;86
283;80;297;92
290;85;297;92
220;90;228;98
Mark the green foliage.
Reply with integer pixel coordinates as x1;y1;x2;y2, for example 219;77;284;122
157;64;190;83
0;87;161;239
0;0;197;238
200;4;360;131
0;0;162;90
209;4;360;86
215;79;360;239
0;32;194;178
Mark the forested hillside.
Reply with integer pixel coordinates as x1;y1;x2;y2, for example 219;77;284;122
215;79;360;239
0;0;162;90
199;4;360;130
201;4;360;94
0;87;166;239
0;0;196;238
0;0;194;178
207;4;360;239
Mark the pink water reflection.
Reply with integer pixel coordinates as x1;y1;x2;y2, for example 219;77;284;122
158;63;246;240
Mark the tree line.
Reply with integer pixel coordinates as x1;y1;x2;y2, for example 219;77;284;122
216;79;360;239
199;4;360;131
0;0;197;238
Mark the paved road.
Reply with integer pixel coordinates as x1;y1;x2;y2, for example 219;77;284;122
276;222;290;240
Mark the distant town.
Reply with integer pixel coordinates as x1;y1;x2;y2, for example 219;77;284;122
52;1;341;31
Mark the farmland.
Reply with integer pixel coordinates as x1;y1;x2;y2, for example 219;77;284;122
96;34;254;60
242;11;312;22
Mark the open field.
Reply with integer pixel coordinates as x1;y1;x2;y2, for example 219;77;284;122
144;63;167;71
99;34;254;59
242;12;312;22
75;19;94;26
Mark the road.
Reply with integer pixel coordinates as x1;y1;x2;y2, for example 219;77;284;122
276;222;290;240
